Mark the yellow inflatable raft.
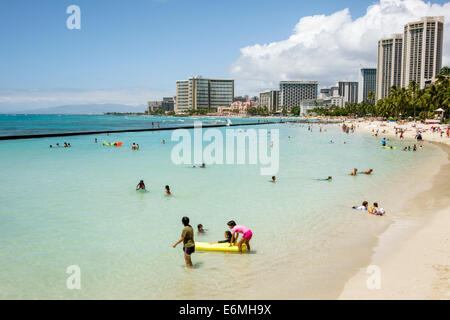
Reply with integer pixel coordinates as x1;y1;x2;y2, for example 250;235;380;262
195;242;247;252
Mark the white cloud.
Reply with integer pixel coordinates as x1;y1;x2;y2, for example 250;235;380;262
231;0;450;95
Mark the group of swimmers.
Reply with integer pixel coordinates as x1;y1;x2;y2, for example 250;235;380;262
349;168;373;176
172;217;253;267
132;143;140;150
49;142;71;148
352;201;385;216
136;180;171;195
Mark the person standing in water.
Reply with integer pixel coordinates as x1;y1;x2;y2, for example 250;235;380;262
173;217;195;267
227;220;252;253
165;185;171;195
136;180;146;190
271;176;276;183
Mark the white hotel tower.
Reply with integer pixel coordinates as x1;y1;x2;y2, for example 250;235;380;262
402;16;445;89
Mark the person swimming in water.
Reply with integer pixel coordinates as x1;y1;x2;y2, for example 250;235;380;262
165;185;171;195
363;169;373;175
271;176;276;183
201;163;206;168
136;180;146;190
227;220;252;253
209;231;232;244
381;138;386;147
318;176;332;181
197;224;206;234
349;168;358;176
352;201;369;210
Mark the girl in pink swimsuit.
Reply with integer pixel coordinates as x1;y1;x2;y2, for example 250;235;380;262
227;220;252;253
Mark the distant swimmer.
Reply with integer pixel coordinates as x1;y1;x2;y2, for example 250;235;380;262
352;201;369;211
363;169;373;175
94;138;97;143
132;143;136;150
165;185;171;195
162;139;165;144
49;145;53;148
271;176;276;183
201;163;206;168
349;168;358;176
136;144;140;151
197;224;206;234
381;138;386;146
318;176;332;181
136;180;146;190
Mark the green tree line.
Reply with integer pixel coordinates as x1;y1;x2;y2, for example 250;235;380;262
311;66;450;120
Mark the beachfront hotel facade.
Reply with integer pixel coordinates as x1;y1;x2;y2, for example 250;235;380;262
376;33;403;100
358;68;377;103
338;81;359;104
402;16;445;89
259;90;280;112
175;76;234;112
279;81;318;108
376;16;445;100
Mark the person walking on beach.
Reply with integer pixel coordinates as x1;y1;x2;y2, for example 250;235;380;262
173;217;195;268
227;220;252;253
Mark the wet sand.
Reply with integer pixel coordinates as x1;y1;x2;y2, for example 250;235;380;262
339;143;450;299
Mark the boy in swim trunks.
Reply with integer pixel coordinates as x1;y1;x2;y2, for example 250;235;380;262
227;220;252;253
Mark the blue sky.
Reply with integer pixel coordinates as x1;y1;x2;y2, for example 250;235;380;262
0;0;449;110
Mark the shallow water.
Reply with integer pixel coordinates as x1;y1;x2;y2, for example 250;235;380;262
0;119;437;299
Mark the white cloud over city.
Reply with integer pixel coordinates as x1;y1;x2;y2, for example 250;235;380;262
231;0;450;95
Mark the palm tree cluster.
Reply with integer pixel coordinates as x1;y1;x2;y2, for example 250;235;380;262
312;67;449;120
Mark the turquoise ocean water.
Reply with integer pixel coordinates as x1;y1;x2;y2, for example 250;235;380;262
0;115;437;299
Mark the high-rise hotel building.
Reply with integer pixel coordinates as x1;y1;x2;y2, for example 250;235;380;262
338;81;359;104
175;76;234;112
279;81;318;108
358;68;377;103
402;16;444;88
376;34;403;100
376;16;444;100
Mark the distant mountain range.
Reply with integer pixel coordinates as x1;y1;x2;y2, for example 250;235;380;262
5;104;147;115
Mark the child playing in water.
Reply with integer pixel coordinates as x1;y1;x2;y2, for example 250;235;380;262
197;224;205;234
210;231;232;244
227;220;252;253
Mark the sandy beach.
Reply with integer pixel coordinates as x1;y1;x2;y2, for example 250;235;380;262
339;121;450;300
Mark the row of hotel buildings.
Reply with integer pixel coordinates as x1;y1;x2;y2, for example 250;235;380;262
148;16;444;115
